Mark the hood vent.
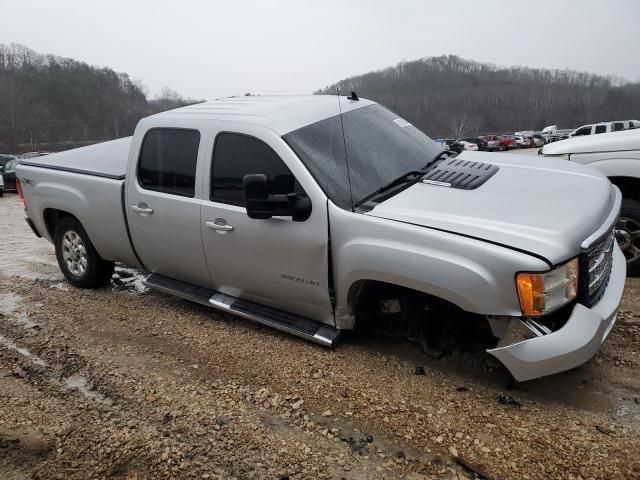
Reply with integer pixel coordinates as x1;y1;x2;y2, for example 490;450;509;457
422;157;499;190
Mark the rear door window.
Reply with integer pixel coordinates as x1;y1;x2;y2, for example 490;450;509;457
138;128;200;197
594;125;607;134
613;122;624;131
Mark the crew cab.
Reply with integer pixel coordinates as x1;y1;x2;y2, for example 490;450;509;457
16;95;625;382
569;120;640;138
541;128;640;275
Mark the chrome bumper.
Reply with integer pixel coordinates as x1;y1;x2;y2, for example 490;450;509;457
488;243;626;382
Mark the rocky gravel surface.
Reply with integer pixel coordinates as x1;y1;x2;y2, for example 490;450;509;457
1;194;640;479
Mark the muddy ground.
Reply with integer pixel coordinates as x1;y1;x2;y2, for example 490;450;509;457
1;192;640;480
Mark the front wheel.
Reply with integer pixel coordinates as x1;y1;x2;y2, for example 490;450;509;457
54;216;114;288
616;199;640;276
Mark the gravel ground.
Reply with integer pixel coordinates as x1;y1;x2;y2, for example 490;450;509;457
1;192;640;480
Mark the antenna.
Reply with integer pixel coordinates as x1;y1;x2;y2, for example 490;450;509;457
335;87;355;210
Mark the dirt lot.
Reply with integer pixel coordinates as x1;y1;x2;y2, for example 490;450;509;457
1;188;640;480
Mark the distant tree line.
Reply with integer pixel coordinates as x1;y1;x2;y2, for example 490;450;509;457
316;55;640;138
0;44;201;152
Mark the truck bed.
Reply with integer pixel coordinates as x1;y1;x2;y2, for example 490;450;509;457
17;137;141;269
20;137;132;180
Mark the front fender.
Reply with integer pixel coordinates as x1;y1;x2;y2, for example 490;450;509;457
572;154;640;178
328;203;548;329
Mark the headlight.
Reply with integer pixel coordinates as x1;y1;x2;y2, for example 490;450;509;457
516;258;578;316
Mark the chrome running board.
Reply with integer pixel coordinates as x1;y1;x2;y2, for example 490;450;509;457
144;274;340;347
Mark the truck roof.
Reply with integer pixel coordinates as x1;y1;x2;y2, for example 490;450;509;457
148;95;374;135
18;96;375;180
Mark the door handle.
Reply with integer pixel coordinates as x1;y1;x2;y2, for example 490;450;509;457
131;203;153;215
206;219;234;233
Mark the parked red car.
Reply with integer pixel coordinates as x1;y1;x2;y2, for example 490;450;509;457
484;134;515;151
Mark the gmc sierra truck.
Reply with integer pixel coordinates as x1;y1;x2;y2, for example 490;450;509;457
541;128;640;275
16;95;625;381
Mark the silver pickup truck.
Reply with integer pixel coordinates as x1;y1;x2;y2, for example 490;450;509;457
16;95;625;381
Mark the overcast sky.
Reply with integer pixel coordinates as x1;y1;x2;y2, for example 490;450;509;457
3;0;640;99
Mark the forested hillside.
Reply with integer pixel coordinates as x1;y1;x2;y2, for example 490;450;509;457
0;44;198;152
317;55;640;138
3;47;640;151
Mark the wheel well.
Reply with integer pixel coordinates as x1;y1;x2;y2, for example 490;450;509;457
43;209;76;239
347;279;465;326
609;176;640;202
346;279;493;343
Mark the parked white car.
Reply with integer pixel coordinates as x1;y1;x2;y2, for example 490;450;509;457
459;140;479;151
541;128;640;274
514;130;534;138
569;120;640;138
514;136;527;148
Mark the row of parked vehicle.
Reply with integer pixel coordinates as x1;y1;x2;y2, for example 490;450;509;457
0;152;50;196
436;118;640;154
436;133;545;153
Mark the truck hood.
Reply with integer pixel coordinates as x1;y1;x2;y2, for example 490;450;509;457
542;128;640;156
366;151;616;264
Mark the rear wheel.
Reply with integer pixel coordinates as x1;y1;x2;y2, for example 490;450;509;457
54;216;114;288
616;199;640;276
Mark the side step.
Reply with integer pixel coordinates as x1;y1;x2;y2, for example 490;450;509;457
143;274;340;347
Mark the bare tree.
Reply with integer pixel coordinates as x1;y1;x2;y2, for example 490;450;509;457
449;115;474;139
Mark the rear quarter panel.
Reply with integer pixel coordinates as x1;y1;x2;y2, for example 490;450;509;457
17;165;141;267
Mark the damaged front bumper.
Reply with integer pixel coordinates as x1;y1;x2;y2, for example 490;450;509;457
488;243;626;382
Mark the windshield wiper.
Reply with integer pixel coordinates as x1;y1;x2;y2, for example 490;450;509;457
354;169;429;208
426;149;455;167
354;150;455;209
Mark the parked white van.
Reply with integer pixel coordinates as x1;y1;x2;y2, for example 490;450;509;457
569;120;640;138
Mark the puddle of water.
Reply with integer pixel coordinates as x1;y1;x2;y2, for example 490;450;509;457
0;334;47;366
614;401;640;423
16;312;43;331
0;293;21;316
112;267;148;295
62;375;113;406
0;293;44;331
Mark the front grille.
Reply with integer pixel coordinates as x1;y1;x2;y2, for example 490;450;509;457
578;229;615;307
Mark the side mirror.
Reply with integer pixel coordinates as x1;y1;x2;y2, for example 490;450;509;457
242;174;311;222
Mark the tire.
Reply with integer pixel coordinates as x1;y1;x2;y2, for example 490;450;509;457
616;198;640;276
0;189;3;197
54;216;114;288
